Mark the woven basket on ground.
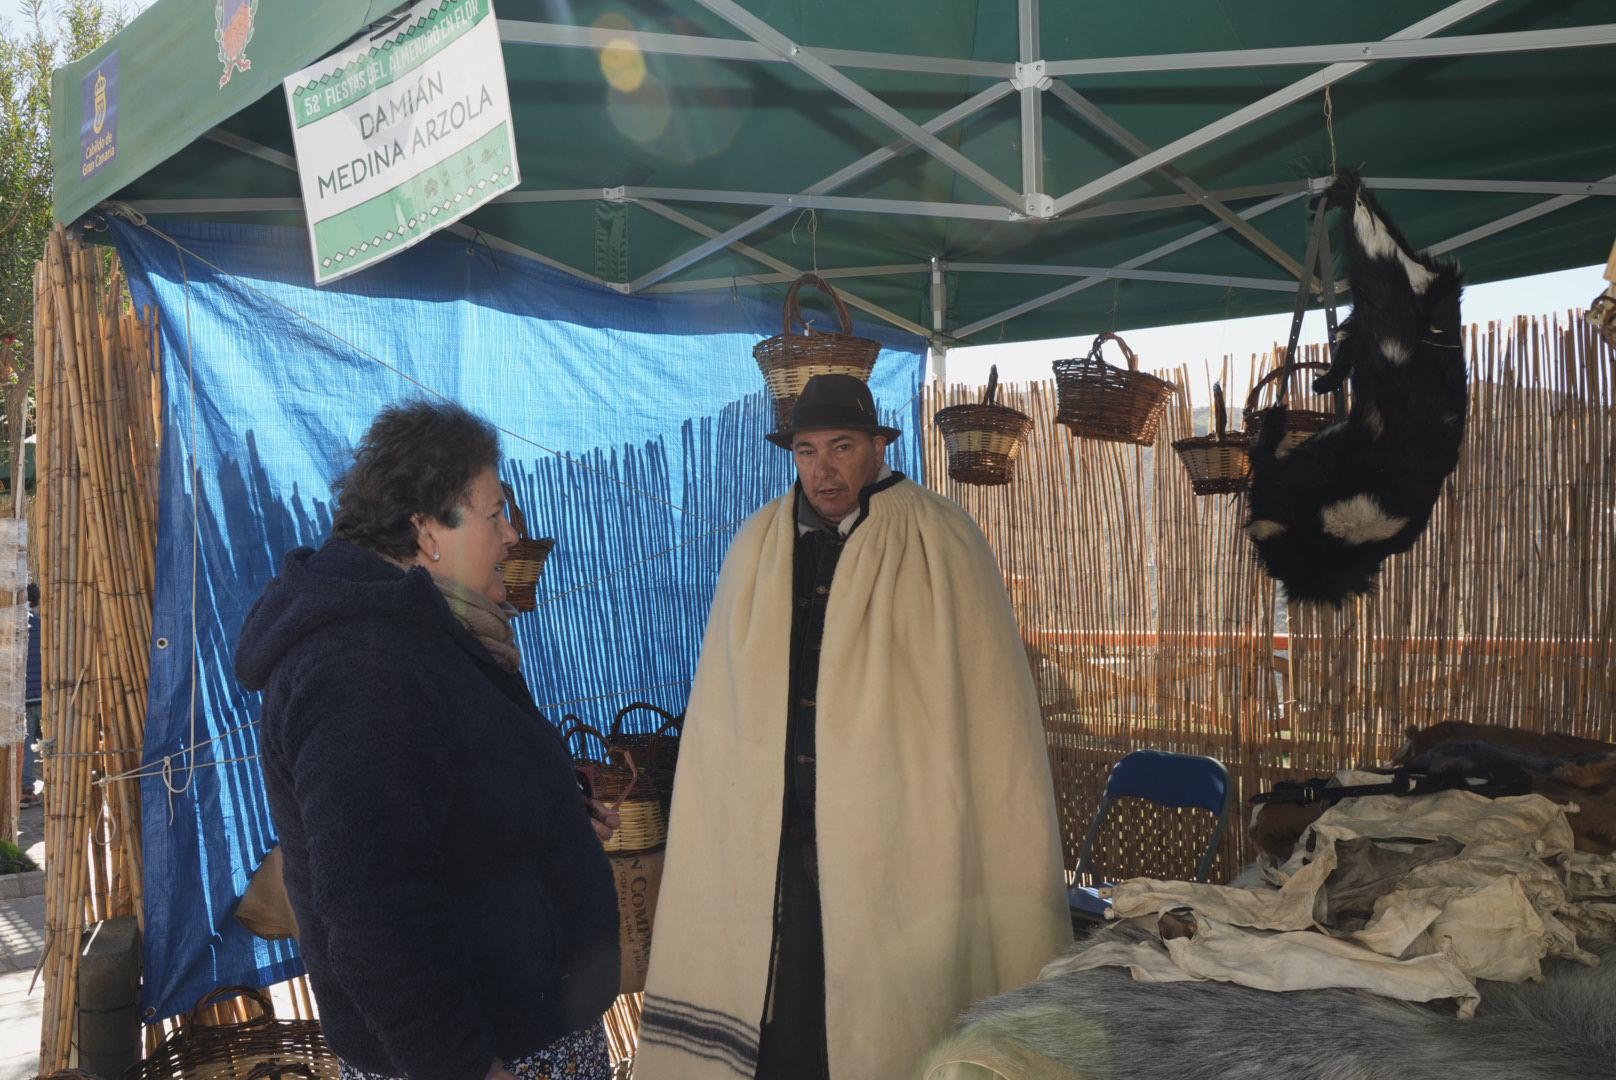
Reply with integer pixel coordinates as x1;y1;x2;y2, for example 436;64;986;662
1243;361;1341;455
754;274;882;429
934;365;1033;486
1053;332;1176;445
120;986;337;1080
610;702;683;814
563;719;666;855
1173;383;1252;496
500;482;555;614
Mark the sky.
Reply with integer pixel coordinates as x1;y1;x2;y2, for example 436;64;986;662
6;0;1608;406
0;0;154;34
0;0;146;30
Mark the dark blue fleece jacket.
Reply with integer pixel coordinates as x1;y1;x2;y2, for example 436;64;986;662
235;539;619;1080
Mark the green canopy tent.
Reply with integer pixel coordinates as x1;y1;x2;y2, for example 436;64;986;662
51;0;1616;352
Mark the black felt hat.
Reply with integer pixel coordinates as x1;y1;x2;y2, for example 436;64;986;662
765;374;901;449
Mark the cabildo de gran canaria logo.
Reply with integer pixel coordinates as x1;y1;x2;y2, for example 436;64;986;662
216;0;260;88
93;72;107;133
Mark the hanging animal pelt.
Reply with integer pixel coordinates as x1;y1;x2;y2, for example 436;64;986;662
1245;172;1467;605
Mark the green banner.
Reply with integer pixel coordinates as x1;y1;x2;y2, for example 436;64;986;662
51;0;398;225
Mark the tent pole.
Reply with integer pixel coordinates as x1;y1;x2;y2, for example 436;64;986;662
1016;0;1045;209
652;262;1296;296
1429;171;1616;258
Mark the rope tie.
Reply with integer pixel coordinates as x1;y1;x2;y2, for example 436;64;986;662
1324;86;1339;179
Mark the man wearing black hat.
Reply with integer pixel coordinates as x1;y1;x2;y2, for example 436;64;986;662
640;375;1070;1080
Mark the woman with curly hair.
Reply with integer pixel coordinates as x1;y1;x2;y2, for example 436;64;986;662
236;400;621;1080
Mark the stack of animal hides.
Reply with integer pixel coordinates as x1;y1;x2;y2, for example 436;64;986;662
921;725;1616;1080
1052;776;1616;1018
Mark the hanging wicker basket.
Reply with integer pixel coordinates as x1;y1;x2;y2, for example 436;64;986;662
1173;383;1252;496
1052;332;1176;445
120;986;338;1080
934;365;1033;486
610;702;683;814
1243;361;1341;455
754;274;882;429
564;719;667;855
500;482;555;614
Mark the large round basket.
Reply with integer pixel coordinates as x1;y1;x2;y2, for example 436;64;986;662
1243;361;1340;455
754;274;882;429
119;986;337;1080
610;702;683;814
935;403;1033;486
500;482;555;613
1053;332;1175;445
1172;383;1252;496
564;719;667;855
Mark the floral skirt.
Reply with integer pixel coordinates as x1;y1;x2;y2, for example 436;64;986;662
337;1025;610;1080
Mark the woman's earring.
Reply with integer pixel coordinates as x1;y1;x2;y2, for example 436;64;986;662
431;551;441;562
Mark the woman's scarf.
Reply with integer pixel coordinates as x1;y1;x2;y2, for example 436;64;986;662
433;575;522;673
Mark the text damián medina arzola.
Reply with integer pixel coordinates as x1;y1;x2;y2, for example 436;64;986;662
316;70;495;199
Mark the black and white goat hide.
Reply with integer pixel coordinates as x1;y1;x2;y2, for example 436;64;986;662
1245;172;1467;605
927;933;1616;1080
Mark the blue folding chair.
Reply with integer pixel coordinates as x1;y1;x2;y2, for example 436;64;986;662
1069;749;1231;924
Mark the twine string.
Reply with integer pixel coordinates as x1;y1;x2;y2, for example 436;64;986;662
1324;86;1339;179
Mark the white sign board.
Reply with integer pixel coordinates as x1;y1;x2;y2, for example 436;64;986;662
283;0;519;285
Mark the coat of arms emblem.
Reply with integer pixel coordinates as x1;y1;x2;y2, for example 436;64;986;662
92;72;107;133
216;0;260;88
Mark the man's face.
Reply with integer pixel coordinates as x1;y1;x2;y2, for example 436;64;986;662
792;428;887;525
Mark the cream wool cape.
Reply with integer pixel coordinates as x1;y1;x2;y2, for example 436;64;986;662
638;478;1070;1080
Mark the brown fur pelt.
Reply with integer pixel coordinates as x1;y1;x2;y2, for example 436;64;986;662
1391;720;1615;765
1250;799;1327;860
1250;721;1616;858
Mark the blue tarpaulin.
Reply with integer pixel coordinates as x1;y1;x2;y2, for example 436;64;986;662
110;218;926;1021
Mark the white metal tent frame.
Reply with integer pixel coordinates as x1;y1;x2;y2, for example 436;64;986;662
118;0;1616;349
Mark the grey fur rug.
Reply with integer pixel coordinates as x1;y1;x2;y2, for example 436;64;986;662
938;940;1616;1079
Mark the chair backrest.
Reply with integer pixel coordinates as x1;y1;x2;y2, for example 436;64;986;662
1104;749;1228;815
1076;749;1231;885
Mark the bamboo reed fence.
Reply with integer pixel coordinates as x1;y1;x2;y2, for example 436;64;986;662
925;314;1615;884
31;227;165;1071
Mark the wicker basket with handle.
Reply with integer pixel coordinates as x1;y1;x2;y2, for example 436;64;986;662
1053;332;1176;445
609;702;683;814
499;482;555;614
1172;383;1252;496
754;274;882;429
934;366;1034;486
118;986;336;1080
1243;361;1342;455
563;718;667;855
